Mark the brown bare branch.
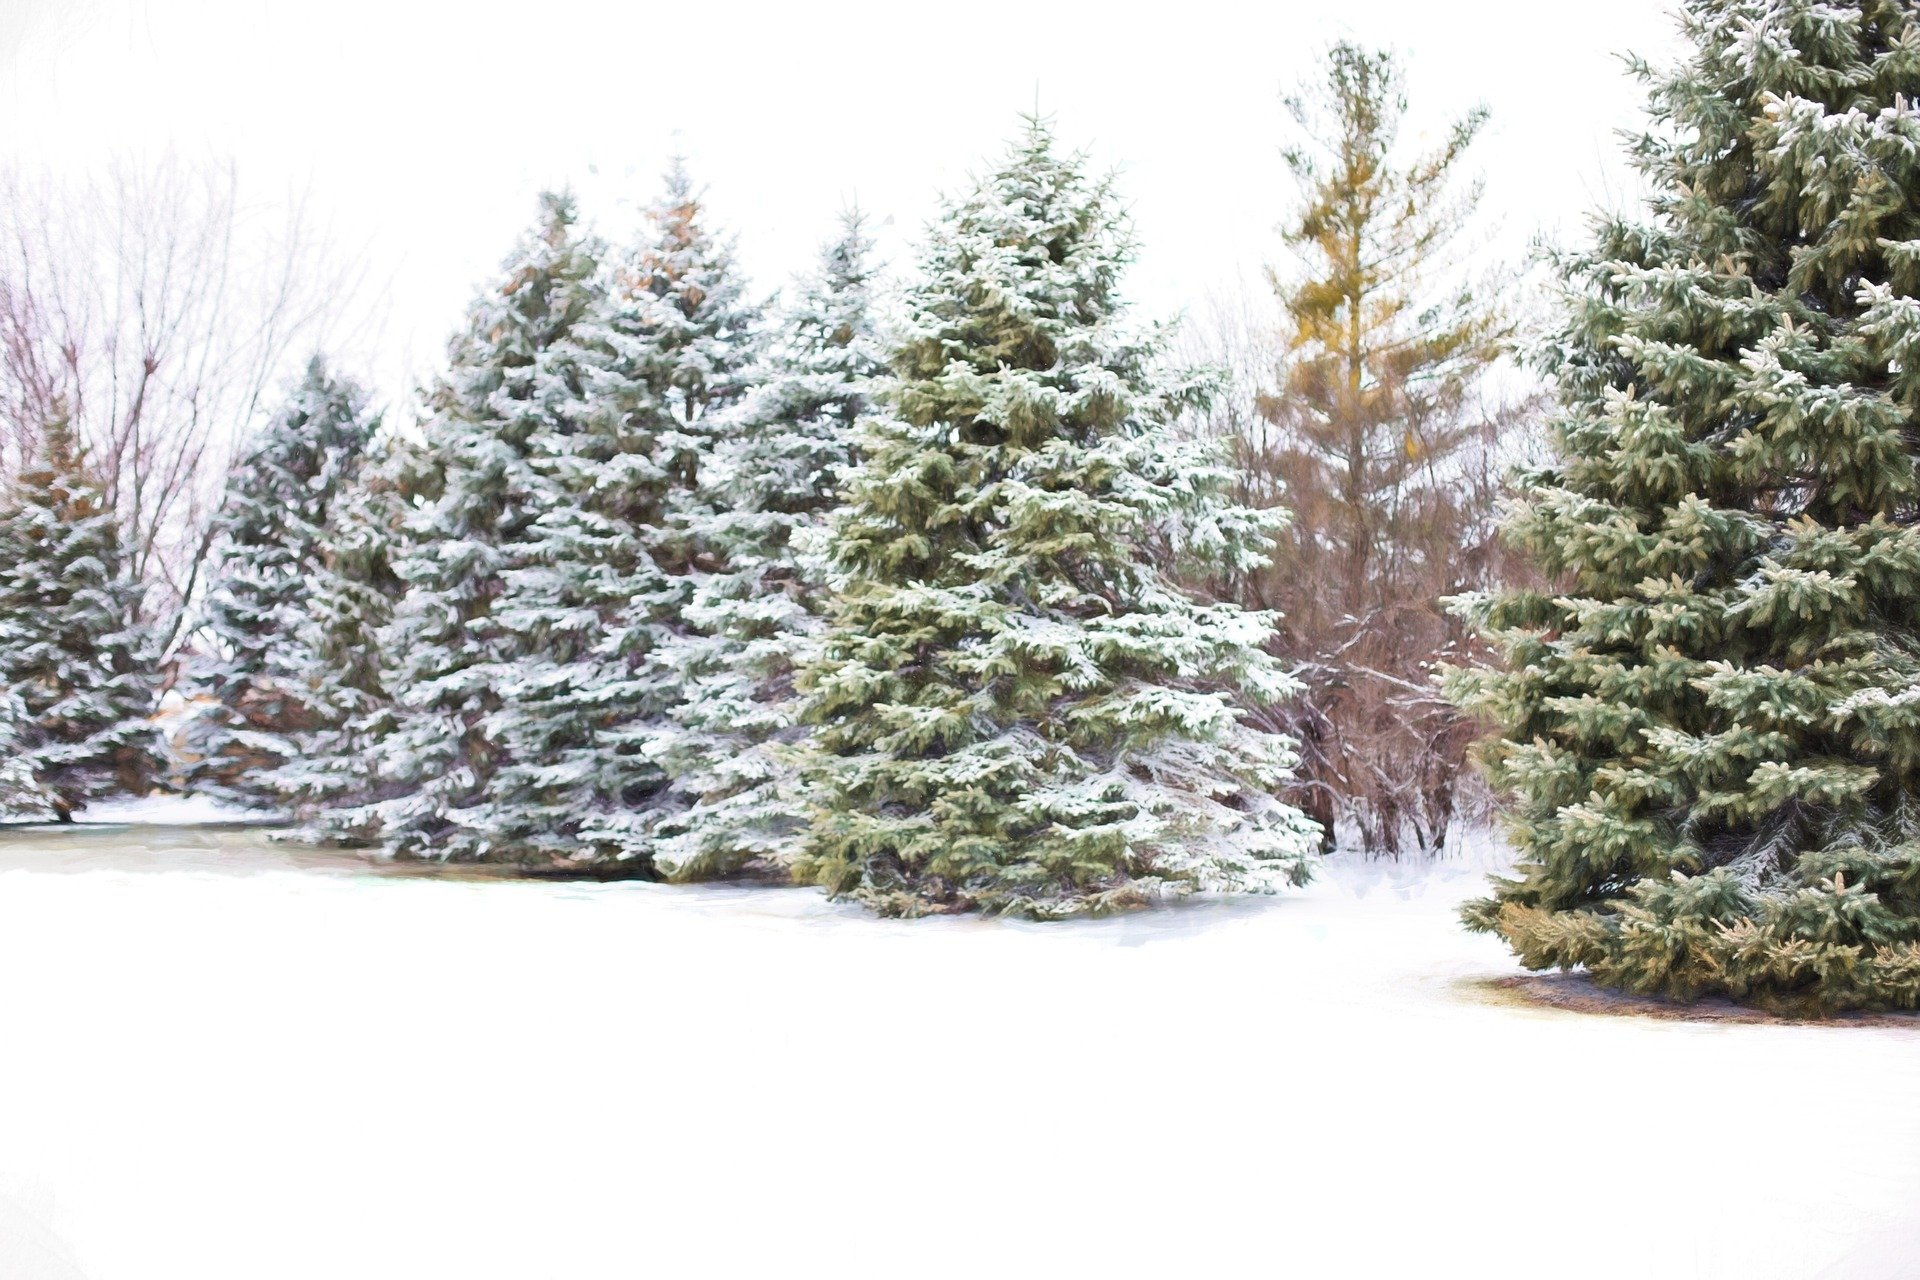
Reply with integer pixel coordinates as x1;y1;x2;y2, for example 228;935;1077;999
0;153;374;644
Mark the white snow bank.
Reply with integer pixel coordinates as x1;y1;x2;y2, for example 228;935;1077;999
0;825;1910;1280
71;793;281;826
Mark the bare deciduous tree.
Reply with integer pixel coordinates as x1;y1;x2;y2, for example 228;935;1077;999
0;154;368;645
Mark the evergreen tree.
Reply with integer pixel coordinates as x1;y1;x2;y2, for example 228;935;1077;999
482;159;765;872
355;191;603;860
0;688;56;821
1450;0;1920;1013
646;211;884;881
1237;43;1518;856
0;406;155;819
180;358;380;808
270;426;417;823
794;121;1321;919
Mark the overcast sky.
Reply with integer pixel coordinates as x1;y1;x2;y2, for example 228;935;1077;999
3;0;1686;406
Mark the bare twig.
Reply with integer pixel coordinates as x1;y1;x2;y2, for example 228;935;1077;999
0;154;373;644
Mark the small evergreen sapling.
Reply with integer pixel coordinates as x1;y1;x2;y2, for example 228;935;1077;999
795;121;1321;918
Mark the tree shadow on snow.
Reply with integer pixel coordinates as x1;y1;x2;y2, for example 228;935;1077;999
1466;972;1920;1030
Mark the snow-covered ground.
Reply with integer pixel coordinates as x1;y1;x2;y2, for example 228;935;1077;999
0;813;1913;1279
61;793;280;827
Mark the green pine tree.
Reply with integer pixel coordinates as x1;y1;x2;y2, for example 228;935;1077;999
482;160;764;872
0;687;51;820
272;425;417;824
647;209;884;882
354;191;603;859
181;358;381;809
0;406;156;819
1450;0;1920;1013
794;121;1321;919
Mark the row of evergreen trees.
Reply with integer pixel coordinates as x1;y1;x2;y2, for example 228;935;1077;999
9;0;1920;1012
161;131;1320;917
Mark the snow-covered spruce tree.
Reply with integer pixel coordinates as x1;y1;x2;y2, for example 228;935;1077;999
0;688;55;821
645;210;884;881
481;160;765;872
268;426;417;823
180;358;380;808
793;122;1321;919
0;406;156;819
1449;0;1920;1013
352;191;603;860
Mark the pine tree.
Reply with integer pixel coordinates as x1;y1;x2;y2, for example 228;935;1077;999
794;121;1321;919
0;406;156;819
355;191;603;860
180;359;380;808
1237;43;1518;856
0;688;56;821
644;211;884;881
269;426;417;823
1450;0;1920;1013
481;159;765;873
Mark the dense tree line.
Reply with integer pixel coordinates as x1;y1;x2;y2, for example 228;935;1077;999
8;0;1920;1013
158;126;1320;919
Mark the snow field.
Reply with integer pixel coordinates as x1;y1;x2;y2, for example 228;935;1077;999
0;822;1912;1279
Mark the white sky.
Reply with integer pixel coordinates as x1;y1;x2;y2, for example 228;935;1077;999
2;0;1686;408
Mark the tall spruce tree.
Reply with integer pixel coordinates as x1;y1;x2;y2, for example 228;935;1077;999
646;211;884;881
481;159;765;872
270;426;417;823
794;122;1321;919
0;406;156;819
181;358;381;808
1450;0;1920;1012
355;191;603;860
